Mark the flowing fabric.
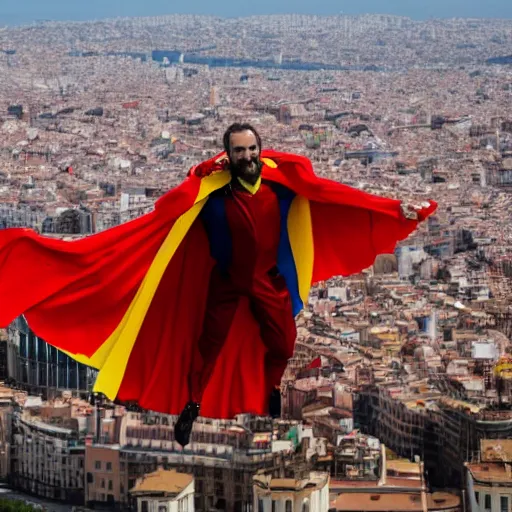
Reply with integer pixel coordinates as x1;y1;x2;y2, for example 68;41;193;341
0;150;436;418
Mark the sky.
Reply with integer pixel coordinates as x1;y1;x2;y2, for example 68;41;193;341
1;0;511;26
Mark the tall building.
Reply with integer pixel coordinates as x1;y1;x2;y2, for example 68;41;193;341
11;410;85;504
6;316;97;399
84;411;300;512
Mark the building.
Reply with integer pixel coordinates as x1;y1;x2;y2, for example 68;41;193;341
130;469;194;512
6;316;97;399
253;472;330;512
330;457;461;512
466;439;512;512
354;384;512;488
85;444;124;507
0;385;14;479
10;410;85;504
330;492;461;511
84;411;299;512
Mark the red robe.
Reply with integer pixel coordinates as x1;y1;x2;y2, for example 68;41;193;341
0;150;436;418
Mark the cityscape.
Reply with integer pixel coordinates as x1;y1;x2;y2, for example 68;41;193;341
0;10;511;512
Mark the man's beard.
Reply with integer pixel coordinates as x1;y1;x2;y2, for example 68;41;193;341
230;157;262;184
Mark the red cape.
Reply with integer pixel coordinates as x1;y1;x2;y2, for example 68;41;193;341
0;151;436;418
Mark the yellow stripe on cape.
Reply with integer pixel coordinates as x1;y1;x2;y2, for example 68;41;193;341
288;196;314;304
63;170;231;399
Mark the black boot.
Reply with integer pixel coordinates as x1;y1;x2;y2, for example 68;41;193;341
269;388;281;419
175;401;200;447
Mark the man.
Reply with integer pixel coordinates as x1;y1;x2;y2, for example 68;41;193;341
175;124;297;446
0;123;436;447
174;123;432;446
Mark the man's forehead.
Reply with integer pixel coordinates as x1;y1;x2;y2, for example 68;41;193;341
230;130;258;147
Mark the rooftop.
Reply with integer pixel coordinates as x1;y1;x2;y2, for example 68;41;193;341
130;469;193;496
331;491;460;511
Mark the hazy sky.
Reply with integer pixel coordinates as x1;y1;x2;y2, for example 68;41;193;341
1;0;511;25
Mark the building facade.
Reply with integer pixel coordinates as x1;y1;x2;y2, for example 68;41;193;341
253;472;330;512
10;412;85;504
85;411;298;512
354;385;512;488
6;316;97;398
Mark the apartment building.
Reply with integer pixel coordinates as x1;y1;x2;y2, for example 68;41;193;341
84;411;299;512
0;385;14;480
466;440;512;512
10;411;85;504
354;384;512;488
85;444;125;507
253;472;330;512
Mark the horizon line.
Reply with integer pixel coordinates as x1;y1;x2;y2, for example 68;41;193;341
3;11;512;29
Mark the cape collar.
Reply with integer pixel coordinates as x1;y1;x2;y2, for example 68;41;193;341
236;176;261;194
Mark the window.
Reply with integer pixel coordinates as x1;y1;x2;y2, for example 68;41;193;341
108;480;113;491
258;499;264;512
101;478;105;489
485;494;491;510
501;496;509;512
159;504;167;512
475;492;479;504
95;461;101;470
141;501;149;512
286;500;293;512
106;462;112;471
302;500;309;512
272;500;277;512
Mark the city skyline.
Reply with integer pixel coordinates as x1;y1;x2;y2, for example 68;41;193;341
2;0;512;26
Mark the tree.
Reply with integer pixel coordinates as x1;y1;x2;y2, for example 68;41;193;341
0;499;40;511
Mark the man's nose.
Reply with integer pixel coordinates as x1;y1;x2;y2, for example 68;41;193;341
242;149;252;160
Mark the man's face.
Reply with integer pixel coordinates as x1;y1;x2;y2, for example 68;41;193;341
228;130;260;179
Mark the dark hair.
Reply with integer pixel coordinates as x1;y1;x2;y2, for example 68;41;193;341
223;123;262;154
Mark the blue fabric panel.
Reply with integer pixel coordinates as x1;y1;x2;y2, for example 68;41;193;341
200;196;232;274
271;183;303;316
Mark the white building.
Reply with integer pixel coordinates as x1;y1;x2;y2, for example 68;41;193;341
253;472;330;512
130;469;194;512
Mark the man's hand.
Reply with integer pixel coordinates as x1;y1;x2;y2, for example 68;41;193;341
400;201;432;220
189;154;230;177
